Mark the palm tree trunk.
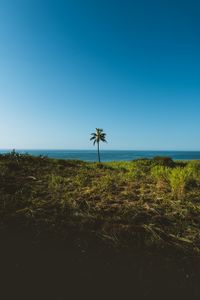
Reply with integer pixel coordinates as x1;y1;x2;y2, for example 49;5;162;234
97;142;100;163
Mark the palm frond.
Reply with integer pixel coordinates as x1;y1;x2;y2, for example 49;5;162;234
90;136;96;141
101;138;107;143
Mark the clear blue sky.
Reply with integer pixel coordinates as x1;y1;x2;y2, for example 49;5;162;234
0;0;200;150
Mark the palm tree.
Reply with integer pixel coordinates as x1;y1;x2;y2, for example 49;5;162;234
90;128;107;163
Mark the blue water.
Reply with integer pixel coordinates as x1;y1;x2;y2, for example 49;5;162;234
1;149;200;162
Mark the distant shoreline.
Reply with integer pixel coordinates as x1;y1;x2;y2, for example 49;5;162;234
1;149;200;151
1;149;200;162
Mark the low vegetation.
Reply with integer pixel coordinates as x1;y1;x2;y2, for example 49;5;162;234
1;151;200;256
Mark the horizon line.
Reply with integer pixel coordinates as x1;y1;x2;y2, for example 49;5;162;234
1;148;200;152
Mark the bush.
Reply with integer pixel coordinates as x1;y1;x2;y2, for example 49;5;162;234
167;167;192;199
152;166;193;199
152;156;175;167
187;161;200;180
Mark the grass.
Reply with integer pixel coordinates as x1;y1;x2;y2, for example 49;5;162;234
1;151;200;256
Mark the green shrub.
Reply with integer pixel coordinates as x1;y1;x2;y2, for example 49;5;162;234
168;167;192;199
152;156;175;167
187;161;200;180
151;166;170;183
152;166;192;199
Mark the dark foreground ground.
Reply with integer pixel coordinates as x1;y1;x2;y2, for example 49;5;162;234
1;231;200;300
1;153;200;299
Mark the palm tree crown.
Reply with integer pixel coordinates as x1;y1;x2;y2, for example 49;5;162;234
90;128;107;162
90;128;107;145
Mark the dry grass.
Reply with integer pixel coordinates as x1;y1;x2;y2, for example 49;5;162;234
1;152;200;256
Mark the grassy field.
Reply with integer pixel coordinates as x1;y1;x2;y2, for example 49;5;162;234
1;151;200;256
2;152;200;299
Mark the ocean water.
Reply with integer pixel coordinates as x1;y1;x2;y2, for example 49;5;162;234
0;149;200;162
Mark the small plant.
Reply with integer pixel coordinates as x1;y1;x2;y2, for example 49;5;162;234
168;167;192;199
152;156;175;167
187;161;200;180
152;166;193;199
151;166;170;185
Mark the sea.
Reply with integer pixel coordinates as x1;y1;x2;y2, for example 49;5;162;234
0;149;200;162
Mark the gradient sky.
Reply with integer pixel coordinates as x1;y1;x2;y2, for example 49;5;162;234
0;0;200;150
